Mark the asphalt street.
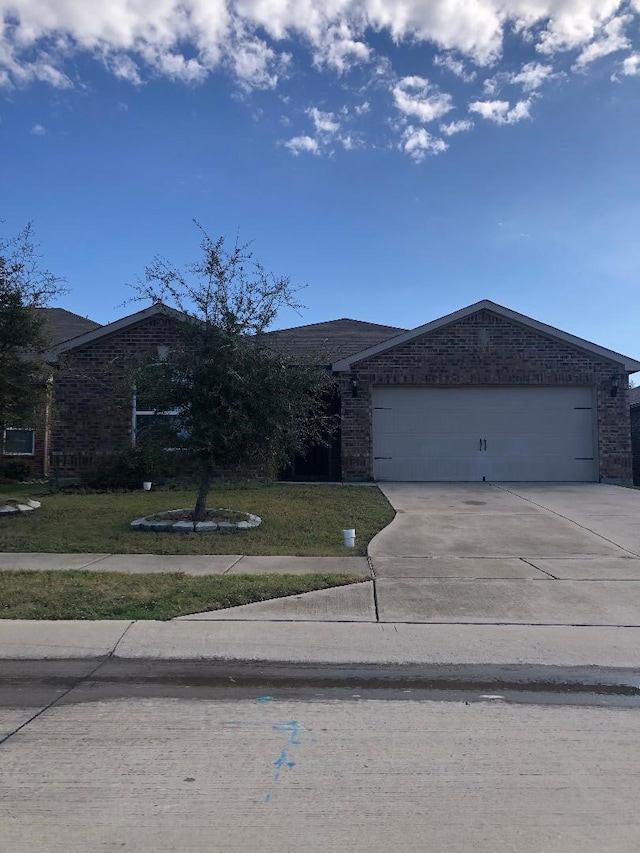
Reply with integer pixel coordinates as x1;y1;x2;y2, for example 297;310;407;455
1;672;639;852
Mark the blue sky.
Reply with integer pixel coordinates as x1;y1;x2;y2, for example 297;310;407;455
1;0;640;359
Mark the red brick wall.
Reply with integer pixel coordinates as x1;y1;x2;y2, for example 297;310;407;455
339;309;632;483
50;315;183;476
1;386;52;479
631;405;640;486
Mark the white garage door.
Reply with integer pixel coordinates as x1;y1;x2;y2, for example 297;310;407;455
372;386;596;482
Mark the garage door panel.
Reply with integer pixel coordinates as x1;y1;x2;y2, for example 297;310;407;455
372;387;596;482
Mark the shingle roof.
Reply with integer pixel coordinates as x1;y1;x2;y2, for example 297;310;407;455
37;307;102;346
262;318;407;364
630;386;640;407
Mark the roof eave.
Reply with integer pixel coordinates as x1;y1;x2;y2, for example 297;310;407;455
332;300;640;373
49;304;183;361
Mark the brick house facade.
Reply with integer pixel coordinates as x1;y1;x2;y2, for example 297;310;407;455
630;387;640;486
31;300;640;484
49;306;183;479
1;308;101;480
333;302;639;484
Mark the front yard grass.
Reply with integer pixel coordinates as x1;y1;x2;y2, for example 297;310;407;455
0;570;365;620
0;482;394;556
0;483;43;498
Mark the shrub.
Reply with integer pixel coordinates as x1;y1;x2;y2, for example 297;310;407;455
79;445;197;491
1;459;33;481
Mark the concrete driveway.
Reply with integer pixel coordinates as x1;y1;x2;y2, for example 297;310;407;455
369;483;640;625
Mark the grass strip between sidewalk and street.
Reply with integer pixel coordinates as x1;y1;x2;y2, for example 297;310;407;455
0;482;394;556
0;570;366;620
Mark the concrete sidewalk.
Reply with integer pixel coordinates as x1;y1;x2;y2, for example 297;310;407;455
2;555;640;670
0;552;370;576
2;619;640;670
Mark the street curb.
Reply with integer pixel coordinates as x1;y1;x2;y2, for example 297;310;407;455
2;658;639;696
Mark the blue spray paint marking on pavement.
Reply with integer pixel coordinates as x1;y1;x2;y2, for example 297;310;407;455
272;721;302;780
264;720;305;802
255;696;274;704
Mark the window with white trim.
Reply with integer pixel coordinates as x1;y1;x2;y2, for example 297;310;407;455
132;394;182;446
3;428;35;456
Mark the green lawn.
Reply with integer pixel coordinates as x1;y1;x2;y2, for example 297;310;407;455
0;483;44;497
0;482;394;555
0;570;366;619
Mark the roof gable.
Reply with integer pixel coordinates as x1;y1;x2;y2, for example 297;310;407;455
50;303;184;357
332;300;640;373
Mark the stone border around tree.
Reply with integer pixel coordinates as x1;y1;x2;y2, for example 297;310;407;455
0;499;41;515
130;508;262;533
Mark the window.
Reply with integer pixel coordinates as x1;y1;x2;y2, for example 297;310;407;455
3;428;35;456
132;394;182;446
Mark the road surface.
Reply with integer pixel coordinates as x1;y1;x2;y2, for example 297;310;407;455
1;665;639;852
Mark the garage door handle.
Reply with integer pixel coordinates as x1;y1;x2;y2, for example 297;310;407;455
479;438;487;451
484;439;487;451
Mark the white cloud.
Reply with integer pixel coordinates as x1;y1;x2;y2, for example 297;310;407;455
307;106;340;135
313;22;371;72
2;0;639;94
439;119;474;135
482;61;555;97
400;125;448;162
573;14;632;69
1;0;639;158
354;101;370;115
433;53;476;82
621;52;640;75
30;122;46;135
508;61;554;92
284;134;320;155
284;105;354;156
340;133;360;150
230;35;288;90
392;76;453;123
104;53;143;85
468;98;532;124
533;0;624;55
483;75;499;95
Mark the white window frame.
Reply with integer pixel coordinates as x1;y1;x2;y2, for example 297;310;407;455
132;393;180;446
3;427;36;456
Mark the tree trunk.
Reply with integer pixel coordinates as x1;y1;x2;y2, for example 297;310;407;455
193;465;213;522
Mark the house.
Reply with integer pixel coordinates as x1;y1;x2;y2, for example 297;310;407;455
1;308;101;478
49;309;406;482
48;305;185;480
630;385;640;486
331;300;640;483
7;300;640;484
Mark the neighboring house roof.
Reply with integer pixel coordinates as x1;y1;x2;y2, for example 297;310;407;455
332;299;640;373
262;318;407;364
50;305;405;365
37;307;102;346
50;303;184;358
630;386;640;407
